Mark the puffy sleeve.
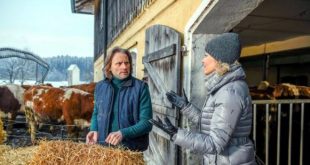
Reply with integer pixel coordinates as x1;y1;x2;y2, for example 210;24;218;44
180;103;202;124
174;89;243;154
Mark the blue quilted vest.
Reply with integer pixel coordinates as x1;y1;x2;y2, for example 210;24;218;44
95;76;149;151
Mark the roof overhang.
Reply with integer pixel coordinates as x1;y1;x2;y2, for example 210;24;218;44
71;0;94;15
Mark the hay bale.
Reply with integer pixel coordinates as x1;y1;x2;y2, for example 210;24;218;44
0;145;38;165
0;118;6;144
29;140;145;165
0;145;10;157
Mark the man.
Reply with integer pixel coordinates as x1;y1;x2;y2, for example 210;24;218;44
86;47;152;151
150;33;256;164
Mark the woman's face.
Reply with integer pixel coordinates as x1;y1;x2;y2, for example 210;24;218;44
110;52;131;79
202;53;218;75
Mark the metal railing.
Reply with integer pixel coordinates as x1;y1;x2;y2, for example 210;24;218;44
0;47;49;83
2;118;89;143
252;99;310;165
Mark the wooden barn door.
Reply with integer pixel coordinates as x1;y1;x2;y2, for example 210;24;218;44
143;25;181;165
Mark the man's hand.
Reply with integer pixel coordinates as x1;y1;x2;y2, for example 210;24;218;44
149;116;178;140
86;131;98;144
105;131;123;145
166;89;189;109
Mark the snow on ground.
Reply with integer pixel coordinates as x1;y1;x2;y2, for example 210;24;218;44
0;80;89;87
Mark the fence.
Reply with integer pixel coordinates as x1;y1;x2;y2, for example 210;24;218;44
252;99;310;165
2;118;88;144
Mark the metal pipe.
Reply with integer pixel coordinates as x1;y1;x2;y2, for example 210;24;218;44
277;104;281;165
288;103;293;165
266;104;269;165
253;99;310;104
300;103;304;165
263;55;270;81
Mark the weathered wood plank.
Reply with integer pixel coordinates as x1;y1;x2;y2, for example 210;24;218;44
152;103;176;118
143;24;181;165
143;44;176;63
143;62;168;95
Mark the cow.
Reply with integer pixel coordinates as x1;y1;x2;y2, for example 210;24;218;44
273;83;310;99
0;84;25;134
22;83;53;91
250;82;310;164
60;82;96;94
24;86;94;142
250;81;276;100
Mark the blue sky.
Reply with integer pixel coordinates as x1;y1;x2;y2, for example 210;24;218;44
0;0;94;57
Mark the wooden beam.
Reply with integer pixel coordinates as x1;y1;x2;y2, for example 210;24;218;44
143;44;176;63
152;103;176;117
152;127;171;139
241;36;310;57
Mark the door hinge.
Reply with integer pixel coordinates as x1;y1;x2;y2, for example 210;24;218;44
181;45;188;56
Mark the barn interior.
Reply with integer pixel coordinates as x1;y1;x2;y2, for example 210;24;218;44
232;0;310;164
234;0;310;87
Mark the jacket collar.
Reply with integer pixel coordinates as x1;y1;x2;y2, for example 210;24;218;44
205;63;246;95
122;76;133;87
104;75;133;87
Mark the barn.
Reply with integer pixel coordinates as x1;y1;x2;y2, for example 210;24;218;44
71;0;310;164
2;0;310;164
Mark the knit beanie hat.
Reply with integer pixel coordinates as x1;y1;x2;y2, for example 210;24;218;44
205;33;241;64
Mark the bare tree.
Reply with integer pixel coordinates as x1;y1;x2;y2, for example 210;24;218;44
4;57;20;83
18;59;33;85
1;57;32;84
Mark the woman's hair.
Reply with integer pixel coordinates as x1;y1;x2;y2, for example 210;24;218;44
103;47;132;79
215;60;239;76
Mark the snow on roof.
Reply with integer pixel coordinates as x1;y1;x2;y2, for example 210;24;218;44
67;64;79;71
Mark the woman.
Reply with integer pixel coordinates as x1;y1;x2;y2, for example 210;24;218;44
150;33;256;164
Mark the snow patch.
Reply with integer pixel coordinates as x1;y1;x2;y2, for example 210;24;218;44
63;88;89;101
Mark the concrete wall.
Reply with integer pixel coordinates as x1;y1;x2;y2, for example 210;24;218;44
94;55;104;81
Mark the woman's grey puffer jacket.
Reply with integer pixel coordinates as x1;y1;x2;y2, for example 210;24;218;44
173;65;256;165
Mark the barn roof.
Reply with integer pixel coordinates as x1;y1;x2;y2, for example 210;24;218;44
71;0;94;15
67;64;80;71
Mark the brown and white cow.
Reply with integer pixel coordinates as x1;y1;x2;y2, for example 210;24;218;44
22;83;53;91
0;84;25;133
60;82;96;94
24;86;94;142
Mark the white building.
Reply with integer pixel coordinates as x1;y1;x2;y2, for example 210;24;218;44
67;64;80;85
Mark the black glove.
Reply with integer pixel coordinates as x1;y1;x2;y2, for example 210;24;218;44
166;89;189;109
149;116;178;139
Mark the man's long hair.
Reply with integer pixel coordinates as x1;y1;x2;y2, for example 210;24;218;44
103;47;133;80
